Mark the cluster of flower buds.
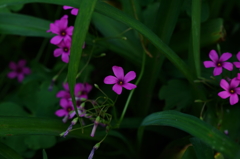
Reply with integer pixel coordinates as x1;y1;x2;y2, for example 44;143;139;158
204;50;240;105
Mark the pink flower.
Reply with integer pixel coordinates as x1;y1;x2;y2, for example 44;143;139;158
7;60;31;82
233;51;240;68
55;98;76;123
55;98;84;123
104;66;137;95
56;82;92;100
218;78;240;105
79;83;92;99
54;39;71;63
203;50;233;76
63;6;79;16
47;15;73;45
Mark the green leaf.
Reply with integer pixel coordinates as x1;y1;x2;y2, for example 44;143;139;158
67;0;97;118
0;102;28;116
0;142;23;159
182;146;197;159
159;79;193;110
24;135;56;150
170;18;224;53
141;110;240;159
190;137;214;159
190;0;201;77
0;13;52;37
42;149;48;159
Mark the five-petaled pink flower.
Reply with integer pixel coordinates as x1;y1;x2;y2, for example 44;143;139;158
63;6;79;16
56;83;86;100
7;59;31;82
54;39;71;63
47;15;74;45
203;50;233;76
218;78;240;105
233;51;240;68
104;66;137;95
55;98;82;123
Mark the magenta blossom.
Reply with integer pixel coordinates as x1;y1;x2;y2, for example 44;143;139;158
233;51;240;68
7;60;31;82
104;66;137;95
79;83;92;99
57;83;83;100
56;82;91;100
54;39;71;63
63;6;79;16
218;78;240;105
47;15;73;45
203;50;233;76
55;98;75;123
55;98;83;123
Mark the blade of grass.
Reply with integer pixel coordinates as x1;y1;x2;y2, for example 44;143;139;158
190;0;201;77
67;0;97;121
141;110;240;159
0;142;23;159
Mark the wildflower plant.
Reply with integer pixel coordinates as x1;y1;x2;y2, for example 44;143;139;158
1;0;240;159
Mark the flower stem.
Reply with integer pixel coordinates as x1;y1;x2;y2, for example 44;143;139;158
117;52;146;128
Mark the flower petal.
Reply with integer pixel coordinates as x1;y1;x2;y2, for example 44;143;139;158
84;83;92;93
7;72;17;79
235;87;240;94
222;62;233;71
48;23;60;34
71;8;79;15
230;78;240;88
209;50;219;62
60;98;69;108
9;62;17;70
54;48;63;57
213;67;222;76
203;61;215;68
58;15;68;30
104;75;118;84
112;66;124;79
17;74;24;82
218;91;230;99
66;26;74;36
63;83;69;91
233;62;240;68
61;53;69;63
220;79;229;90
122;83;137;90
22;67;31;74
219;52;232;61
18;60;26;67
63;6;73;10
124;71;136;83
56;90;69;98
112;84;122;95
230;94;239;105
236;51;240;61
55;109;67;117
74;83;83;95
50;35;62;45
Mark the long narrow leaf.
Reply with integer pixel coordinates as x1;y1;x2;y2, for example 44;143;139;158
0;142;23;159
67;0;97;118
191;0;201;77
141;110;240;159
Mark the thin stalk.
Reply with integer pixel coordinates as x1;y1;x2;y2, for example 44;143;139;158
117;53;146;127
